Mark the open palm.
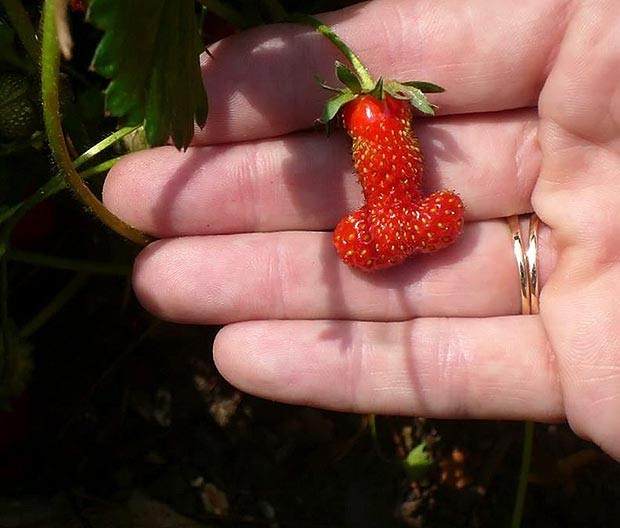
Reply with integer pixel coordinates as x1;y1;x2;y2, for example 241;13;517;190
103;0;620;460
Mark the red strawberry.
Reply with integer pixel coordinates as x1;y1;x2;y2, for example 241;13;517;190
332;93;464;271
342;94;424;204
334;190;464;271
308;22;462;271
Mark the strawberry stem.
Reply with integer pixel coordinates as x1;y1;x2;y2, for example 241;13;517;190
40;0;153;246
287;14;375;91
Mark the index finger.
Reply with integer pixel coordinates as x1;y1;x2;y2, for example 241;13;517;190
196;0;572;145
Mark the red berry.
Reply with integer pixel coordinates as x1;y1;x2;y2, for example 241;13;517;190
342;94;424;203
333;93;464;271
334;191;464;270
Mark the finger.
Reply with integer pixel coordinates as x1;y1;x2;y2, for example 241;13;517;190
104;109;540;237
532;0;620;460
132;220;556;324
195;0;571;144
213;316;564;421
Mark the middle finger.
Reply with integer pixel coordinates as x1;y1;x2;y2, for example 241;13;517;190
104;109;540;237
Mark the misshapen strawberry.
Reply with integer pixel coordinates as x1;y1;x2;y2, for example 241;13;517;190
334;189;464;271
342;94;424;204
332;93;464;271
319;63;464;271
301;16;463;271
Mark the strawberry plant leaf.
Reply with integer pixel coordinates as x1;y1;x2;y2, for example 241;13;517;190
335;61;361;93
88;0;208;149
321;90;356;123
401;80;445;93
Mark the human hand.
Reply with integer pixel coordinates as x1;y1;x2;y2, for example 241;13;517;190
103;0;620;460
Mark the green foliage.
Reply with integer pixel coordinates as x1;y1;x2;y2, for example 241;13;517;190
89;0;208;149
403;441;433;481
402;80;445;94
335;60;361;93
321;90;356;123
384;80;439;116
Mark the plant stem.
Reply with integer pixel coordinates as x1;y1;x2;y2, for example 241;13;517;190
40;0;153;246
8;250;131;276
286;13;375;91
73;126;139;167
19;273;88;339
368;413;377;439
511;420;534;528
77;156;123;179
1;0;40;63
366;414;400;465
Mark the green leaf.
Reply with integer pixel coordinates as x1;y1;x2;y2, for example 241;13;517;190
88;0;208;149
401;80;445;93
335;61;361;93
403;442;433;481
385;81;436;116
321;90;357;123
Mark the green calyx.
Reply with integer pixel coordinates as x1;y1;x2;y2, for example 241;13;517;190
319;61;445;126
383;79;445;116
293;14;445;127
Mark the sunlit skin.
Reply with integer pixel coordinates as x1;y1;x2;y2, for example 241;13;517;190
103;0;620;460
